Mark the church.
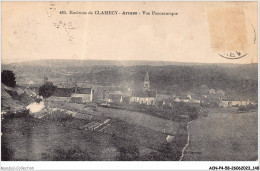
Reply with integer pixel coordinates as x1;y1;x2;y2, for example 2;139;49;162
130;72;157;105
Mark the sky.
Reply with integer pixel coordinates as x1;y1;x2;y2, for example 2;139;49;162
2;1;258;64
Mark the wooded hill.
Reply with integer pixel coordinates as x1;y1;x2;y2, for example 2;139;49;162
3;60;258;102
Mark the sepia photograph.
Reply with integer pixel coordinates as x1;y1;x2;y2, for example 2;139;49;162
1;1;258;170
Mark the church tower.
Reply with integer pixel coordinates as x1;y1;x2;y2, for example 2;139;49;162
144;72;150;90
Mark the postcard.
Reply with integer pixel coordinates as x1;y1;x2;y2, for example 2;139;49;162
1;1;258;170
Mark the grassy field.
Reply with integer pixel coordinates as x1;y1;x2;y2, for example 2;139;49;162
98;107;179;135
102;118;167;149
47;100;179;135
14;99;171;160
183;109;258;161
2;117;128;161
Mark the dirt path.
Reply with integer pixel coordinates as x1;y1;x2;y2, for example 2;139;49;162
179;120;192;161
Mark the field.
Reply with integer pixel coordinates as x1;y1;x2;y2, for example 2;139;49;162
5;99;175;160
47;100;180;135
47;100;177;151
101;118;167;149
97;107;179;135
183;108;258;161
2;95;181;161
2;117;125;160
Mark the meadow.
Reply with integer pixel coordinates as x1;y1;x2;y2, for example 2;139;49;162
47;99;180;135
183;109;258;161
2;117;123;160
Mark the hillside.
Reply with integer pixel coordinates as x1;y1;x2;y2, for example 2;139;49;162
184;110;258;161
1;84;24;113
1;83;35;113
2;60;258;101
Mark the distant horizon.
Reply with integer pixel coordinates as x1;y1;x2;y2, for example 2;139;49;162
2;58;259;66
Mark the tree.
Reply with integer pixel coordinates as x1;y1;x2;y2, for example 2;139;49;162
200;85;209;95
2;70;16;87
39;82;55;98
188;106;199;120
216;90;225;98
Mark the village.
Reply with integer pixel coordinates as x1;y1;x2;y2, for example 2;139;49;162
25;71;254;110
11;70;254;137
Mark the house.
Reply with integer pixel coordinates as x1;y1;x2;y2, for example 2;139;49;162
130;90;157;105
229;100;251;107
54;88;73;97
219;98;251;108
174;96;191;103
230;100;251;107
201;93;222;106
162;98;173;108
219;101;232;108
53;87;73;102
190;99;201;103
156;94;172;107
205;97;221;106
187;93;201;103
71;86;94;103
157;94;172;100
107;91;124;103
95;85;122;101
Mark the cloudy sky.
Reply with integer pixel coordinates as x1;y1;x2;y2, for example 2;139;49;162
2;1;257;64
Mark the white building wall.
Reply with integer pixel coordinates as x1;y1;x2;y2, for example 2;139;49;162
130;97;156;105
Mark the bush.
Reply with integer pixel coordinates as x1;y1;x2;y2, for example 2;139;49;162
2;70;16;88
188;106;199;120
39;83;55;98
238;105;246;111
44;110;74;122
2;110;31;120
35;97;42;103
238;104;257;112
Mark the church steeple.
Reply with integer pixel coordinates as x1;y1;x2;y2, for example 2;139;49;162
144;72;150;90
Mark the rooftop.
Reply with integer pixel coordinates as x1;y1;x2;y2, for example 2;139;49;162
132;89;156;98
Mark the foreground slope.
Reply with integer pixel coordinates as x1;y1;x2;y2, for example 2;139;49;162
183;109;258;161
